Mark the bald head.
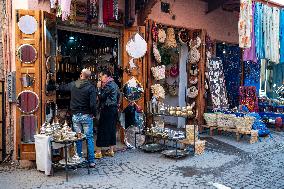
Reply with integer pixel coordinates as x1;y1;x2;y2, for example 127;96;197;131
80;68;91;79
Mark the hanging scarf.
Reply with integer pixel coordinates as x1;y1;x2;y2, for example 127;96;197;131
102;77;114;88
280;9;284;64
98;0;104;27
103;0;114;24
263;5;273;61
50;0;56;9
113;0;119;20
243;2;257;63
61;0;72;21
254;2;264;60
271;7;280;63
238;0;253;48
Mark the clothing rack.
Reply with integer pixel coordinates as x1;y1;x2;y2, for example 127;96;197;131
253;0;284;8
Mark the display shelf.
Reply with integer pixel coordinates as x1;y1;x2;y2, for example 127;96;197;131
140;113;197;159
147;112;195;118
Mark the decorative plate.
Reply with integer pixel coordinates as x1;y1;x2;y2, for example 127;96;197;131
123;77;144;102
126;33;147;59
124;126;145;148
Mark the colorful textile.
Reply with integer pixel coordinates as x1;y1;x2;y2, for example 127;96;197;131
239;0;253;48
263;5;272;61
239;86;259;112
262;5;280;63
243;2;257;62
103;0;115;24
280;9;284;63
254;2;264;60
208;58;229;110
216;43;241;109
244;61;260;93
271;7;280;63
247;113;270;137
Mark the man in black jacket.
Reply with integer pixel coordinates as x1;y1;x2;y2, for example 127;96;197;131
59;68;96;167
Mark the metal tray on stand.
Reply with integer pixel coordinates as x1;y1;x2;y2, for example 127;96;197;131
161;149;189;159
140;143;165;152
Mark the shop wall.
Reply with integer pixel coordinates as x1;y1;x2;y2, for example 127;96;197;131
148;0;239;44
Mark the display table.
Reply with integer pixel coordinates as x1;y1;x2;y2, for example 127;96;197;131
50;138;90;182
35;135;90;181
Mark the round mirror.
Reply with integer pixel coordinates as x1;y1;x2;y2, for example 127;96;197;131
123;77;144;102
46;56;56;73
17;44;37;64
18;15;38;34
17;90;39;114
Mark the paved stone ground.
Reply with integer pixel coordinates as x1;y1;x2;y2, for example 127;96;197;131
1;130;284;189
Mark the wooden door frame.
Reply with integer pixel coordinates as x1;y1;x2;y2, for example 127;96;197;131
0;81;5;161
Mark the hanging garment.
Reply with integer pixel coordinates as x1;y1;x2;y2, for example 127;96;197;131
243;2;257;63
98;0;104;27
125;0;135;27
254;2;264;60
239;86;259;112
216;44;241;109
244;60;260;93
238;0;253;48
263;5;273;61
50;0;56;9
271;7;280;63
280;9;284;63
61;0;72;21
207;58;229;110
103;0;115;24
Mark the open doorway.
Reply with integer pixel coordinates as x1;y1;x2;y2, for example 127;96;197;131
56;29;123;124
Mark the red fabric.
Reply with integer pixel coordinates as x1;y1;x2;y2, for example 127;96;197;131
239;86;259;112
275;117;282;128
103;0;114;24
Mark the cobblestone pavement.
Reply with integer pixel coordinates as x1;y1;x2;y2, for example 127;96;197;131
1;130;284;189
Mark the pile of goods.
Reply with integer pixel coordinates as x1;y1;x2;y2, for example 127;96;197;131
186;125;198;142
151;84;166;100
195;140;206;155
40;120;85;142
145;126;185;140
216;114;236;128
204;113;255;131
250;130;258;144
203;113;217;127
147;101;195;118
235;116;255;132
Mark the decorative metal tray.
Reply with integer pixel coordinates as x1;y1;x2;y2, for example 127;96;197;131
125;126;145;148
161;150;189;159
140;143;165;152
58;158;86;166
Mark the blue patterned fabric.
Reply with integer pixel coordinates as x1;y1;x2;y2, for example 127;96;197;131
254;2;265;60
244;61;260;94
280;9;284;64
247;112;270;137
216;44;241;109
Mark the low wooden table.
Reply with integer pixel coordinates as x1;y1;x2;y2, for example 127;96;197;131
201;125;258;143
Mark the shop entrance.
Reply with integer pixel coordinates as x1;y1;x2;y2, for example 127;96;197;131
54;29;122;124
14;9;146;160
